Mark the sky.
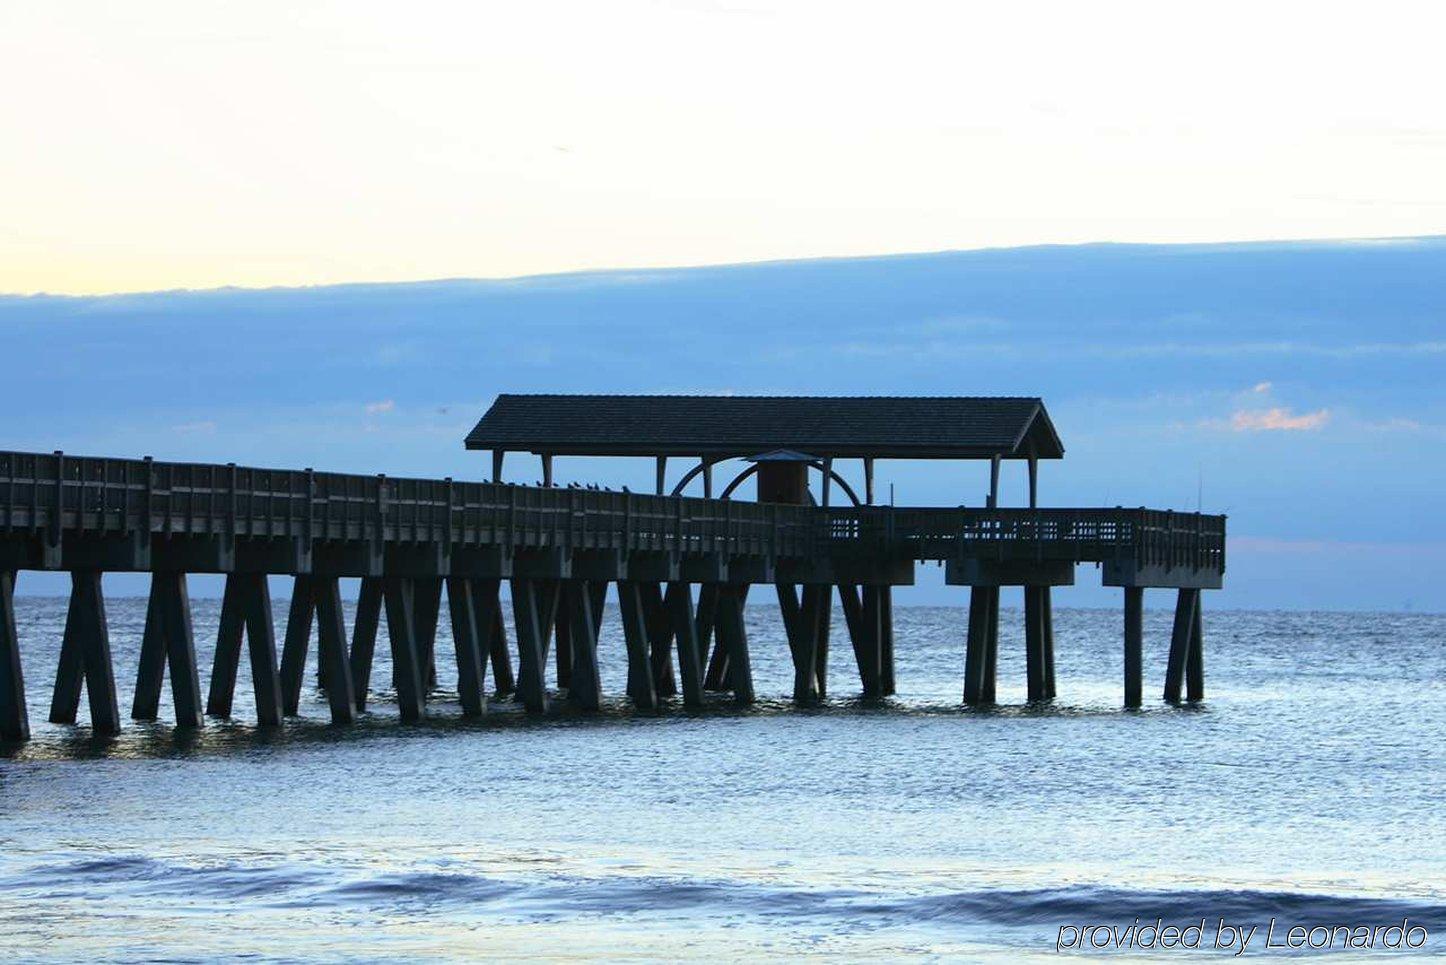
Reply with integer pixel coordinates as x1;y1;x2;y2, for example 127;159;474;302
0;3;1442;610
2;239;1442;611
4;1;1446;294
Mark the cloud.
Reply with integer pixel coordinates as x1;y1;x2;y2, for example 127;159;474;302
1251;381;1272;394
364;399;395;414
1230;407;1330;431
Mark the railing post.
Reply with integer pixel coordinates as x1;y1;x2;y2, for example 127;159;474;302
50;450;64;549
444;477;454;548
375;474;387;554
304;468;315;549
142;456;153;536
227;463;238;542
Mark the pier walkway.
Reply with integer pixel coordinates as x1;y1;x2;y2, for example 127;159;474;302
0;447;1223;740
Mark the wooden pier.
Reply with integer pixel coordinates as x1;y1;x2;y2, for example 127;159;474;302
0;396;1225;740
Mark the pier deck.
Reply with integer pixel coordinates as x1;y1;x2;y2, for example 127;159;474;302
0;449;1224;740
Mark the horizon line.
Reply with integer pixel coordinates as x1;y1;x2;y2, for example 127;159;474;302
3;233;1441;301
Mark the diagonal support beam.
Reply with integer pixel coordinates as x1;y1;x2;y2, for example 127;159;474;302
382;576;425;722
51;570;121;734
665;582;704;708
446;576;487;717
0;571;27;740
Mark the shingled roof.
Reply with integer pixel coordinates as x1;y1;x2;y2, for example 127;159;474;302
464;395;1063;459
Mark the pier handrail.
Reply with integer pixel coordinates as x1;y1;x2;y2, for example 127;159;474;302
0;450;1224;571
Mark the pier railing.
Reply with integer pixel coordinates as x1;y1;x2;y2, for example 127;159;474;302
0;450;1224;571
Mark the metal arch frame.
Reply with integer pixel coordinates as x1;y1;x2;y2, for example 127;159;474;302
706;460;863;507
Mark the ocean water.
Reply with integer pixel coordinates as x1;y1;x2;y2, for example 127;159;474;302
1;594;1443;961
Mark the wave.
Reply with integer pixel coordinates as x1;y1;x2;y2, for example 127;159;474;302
7;855;1444;933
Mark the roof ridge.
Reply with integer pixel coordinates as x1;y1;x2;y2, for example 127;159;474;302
495;393;1045;401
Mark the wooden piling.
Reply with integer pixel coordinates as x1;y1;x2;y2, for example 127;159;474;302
279;575;316;716
511;578;550;714
617;580;658;709
981;587;999;703
130;578;164;720
563;580;601;710
313;576;357;724
445;576;487;716
714;584;754;704
0;571;28;740
157;571;203;728
814;584;831;697
50;570;121;733
553;593;573;690
413;576;443;693
207;573;282;724
381;576;424;721
128;572;201;727
1041;586;1056;699
242;574;284;726
1186;592;1205;702
1124;586;1143;709
643;582;677;697
474;579;513;695
879;585;895;696
207;574;245;718
666;581;705;707
206;572;281;723
698;583;727;691
349;576;383;712
776;583;818;702
963;585;989;705
1024;586;1046;701
1164;587;1199;704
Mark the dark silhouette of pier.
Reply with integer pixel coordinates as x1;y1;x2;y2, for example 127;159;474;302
0;396;1223;740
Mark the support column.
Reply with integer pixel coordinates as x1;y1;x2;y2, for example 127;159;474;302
50;570;122;734
446;576;487;717
278;575;315;716
381;576;424;721
843;584;883;698
776;583;818;703
563;580;601;711
1042;585;1056;699
879;585;895;696
1165;588;1200;704
697;583;726;691
618;580;658;709
715;583;754;704
474;578;513;695
553;594;573;690
985;588;1000;702
243;574;284;726
973;587;1000;704
128;572;200;728
511;578;549;714
1124;586;1144;708
207;574;245;718
411;576;443;693
0;571;28;740
349;576;383;712
643;582;677;697
812;584;831;698
1187;592;1205;702
963;586;990;706
207;573;283;725
1024;586;1046;701
666;582;704;708
313;576;357;725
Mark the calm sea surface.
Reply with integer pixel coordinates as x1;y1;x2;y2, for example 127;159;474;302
1;595;1443;961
